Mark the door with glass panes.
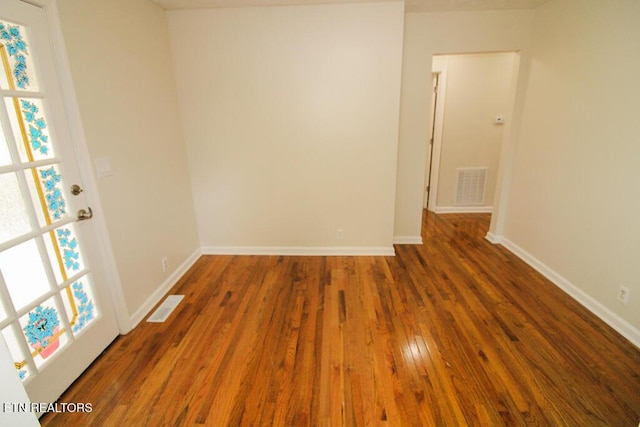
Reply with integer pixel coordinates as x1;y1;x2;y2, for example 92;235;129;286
1;0;119;405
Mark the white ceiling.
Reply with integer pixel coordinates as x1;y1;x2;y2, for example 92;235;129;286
152;0;551;13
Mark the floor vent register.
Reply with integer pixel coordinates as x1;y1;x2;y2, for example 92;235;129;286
147;295;184;323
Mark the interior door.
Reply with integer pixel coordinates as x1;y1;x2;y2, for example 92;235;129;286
0;0;119;405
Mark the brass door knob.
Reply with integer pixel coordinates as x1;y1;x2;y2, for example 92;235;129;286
70;184;84;195
77;207;93;221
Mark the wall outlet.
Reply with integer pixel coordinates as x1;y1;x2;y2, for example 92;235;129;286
617;285;630;305
161;257;169;273
336;229;344;240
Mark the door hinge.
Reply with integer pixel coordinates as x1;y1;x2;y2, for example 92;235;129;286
430;137;434;145
426;186;430;192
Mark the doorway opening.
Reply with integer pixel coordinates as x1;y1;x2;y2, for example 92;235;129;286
423;52;520;222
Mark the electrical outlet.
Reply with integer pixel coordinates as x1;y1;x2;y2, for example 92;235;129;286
161;257;169;273
617;285;630;305
336;229;344;240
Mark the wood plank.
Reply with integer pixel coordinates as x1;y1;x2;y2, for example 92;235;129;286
40;212;640;426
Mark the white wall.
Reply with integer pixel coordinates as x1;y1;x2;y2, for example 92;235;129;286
395;9;534;239
500;0;640;336
56;0;200;324
168;2;405;254
432;52;517;211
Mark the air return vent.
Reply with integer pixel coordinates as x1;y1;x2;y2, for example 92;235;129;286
455;167;487;205
147;295;184;323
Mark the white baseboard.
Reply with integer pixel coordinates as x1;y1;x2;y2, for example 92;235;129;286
493;235;640;348
435;206;493;214
128;248;202;330
202;246;395;256
393;236;423;245
485;232;502;244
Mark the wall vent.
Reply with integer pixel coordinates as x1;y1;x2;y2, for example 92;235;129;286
455;167;487;205
147;295;184;323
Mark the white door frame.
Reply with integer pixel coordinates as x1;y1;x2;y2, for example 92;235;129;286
28;0;130;333
424;63;447;212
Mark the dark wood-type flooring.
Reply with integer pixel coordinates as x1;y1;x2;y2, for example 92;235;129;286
41;212;640;426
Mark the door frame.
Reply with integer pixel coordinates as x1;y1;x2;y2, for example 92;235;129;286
26;0;129;333
424;64;447;211
424;53;521;218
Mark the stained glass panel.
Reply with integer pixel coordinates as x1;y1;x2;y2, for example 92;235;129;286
61;278;96;336
19;297;68;368
2;325;32;381
0;238;50;311
0;21;39;91
0;172;31;245
4;98;54;163
44;224;85;283
31;164;67;224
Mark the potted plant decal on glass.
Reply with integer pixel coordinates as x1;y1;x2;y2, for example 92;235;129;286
24;306;61;359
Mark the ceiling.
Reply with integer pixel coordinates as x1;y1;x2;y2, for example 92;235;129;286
152;0;551;13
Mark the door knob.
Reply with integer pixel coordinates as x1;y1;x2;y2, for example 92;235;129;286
70;184;84;195
77;207;93;222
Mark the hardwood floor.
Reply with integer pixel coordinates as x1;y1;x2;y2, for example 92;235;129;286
41;212;640;426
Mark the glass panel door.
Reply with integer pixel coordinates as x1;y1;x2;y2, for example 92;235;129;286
1;0;119;405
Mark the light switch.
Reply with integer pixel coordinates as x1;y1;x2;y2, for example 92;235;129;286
95;157;113;178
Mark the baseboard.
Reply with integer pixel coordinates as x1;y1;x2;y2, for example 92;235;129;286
201;246;396;256
435;206;493;214
485;232;502;244
393;236;423;245
128;248;202;330
494;235;640;348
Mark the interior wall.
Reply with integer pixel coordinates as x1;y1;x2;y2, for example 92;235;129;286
432;52;517;211
502;0;640;333
56;0;200;319
395;9;534;239
167;2;405;252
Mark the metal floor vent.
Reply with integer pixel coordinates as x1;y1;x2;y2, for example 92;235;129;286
455;167;488;205
147;295;184;323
